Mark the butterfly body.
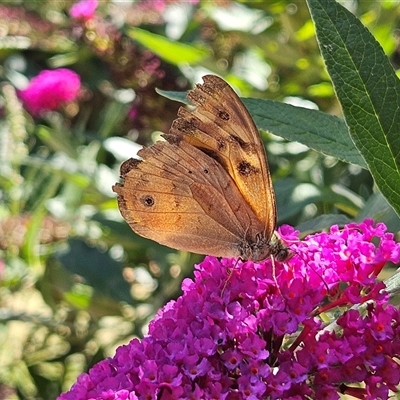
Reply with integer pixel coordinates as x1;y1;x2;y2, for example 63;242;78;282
113;75;290;262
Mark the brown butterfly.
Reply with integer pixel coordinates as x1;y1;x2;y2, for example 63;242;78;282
112;75;290;262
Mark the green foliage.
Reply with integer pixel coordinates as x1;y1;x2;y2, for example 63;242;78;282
0;0;399;398
307;0;400;217
127;27;211;65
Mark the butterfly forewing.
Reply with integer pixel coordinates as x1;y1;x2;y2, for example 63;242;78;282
169;75;277;240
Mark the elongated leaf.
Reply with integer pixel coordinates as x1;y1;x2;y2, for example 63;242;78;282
275;178;362;222
356;192;400;234
127;27;210;65
158;88;365;167
156;88;189;104
307;0;400;217
243;98;365;168
36;125;77;159
296;214;353;237
57;239;132;304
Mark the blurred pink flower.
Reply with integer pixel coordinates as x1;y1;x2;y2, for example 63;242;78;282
69;0;98;21
19;69;81;116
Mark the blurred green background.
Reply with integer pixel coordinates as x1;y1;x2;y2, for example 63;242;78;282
1;1;400;398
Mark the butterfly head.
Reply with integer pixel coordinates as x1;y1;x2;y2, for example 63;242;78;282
239;231;292;263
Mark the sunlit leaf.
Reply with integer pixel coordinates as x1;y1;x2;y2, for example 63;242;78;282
127;27;210;65
307;0;400;217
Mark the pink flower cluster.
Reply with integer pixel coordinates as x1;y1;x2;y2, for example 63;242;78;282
58;219;400;400
19;69;81;116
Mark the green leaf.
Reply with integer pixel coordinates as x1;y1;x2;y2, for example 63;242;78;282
296;214;352;237
306;0;400;217
243;98;366;168
36;125;77;159
356;192;400;234
156;88;190;104
21;208;47;275
97;100;130;139
275;178;362;222
64;283;93;309
158;89;366;167
23;156;91;189
127;27;210;65
56;239;132;304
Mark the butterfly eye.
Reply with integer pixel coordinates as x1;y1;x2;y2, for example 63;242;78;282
141;195;155;207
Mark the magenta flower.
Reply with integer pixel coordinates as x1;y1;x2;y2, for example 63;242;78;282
69;0;98;21
58;219;400;400
19;69;81;116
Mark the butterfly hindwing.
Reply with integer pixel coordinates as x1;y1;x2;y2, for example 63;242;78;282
113;140;265;258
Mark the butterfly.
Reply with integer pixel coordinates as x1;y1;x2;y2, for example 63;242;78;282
112;75;290;262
